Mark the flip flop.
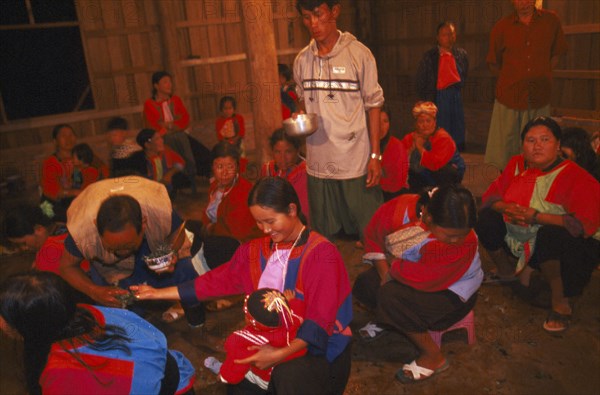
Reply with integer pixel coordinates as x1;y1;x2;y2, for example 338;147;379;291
161;306;185;323
543;310;571;333
396;359;450;383
358;321;388;342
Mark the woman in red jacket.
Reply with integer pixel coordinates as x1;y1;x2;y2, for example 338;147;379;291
203;141;262;243
401;101;465;192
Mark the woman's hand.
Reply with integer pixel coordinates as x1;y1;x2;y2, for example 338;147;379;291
234;344;284;370
130;284;182;301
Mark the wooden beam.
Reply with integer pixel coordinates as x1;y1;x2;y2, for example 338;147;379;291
0;105;143;134
84;25;159;38
0;21;79;31
180;53;248;67
241;0;282;167
553;108;600;120
553;70;600;80
563;24;600;35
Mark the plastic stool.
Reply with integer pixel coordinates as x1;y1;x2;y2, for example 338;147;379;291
428;310;476;347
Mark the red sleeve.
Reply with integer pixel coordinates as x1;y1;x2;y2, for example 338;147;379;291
481;155;524;207
220;334;254;385
235;114;245;138
420;129;456;171
81;167;99;190
389;231;478;292
364;194;419;255
143;99;165;134
41;156;62;200
400;133;414;151
171;96;190;131
213;179;262;242
301;242;351;335
163;147;185;169
215;117;226;140
380;137;409;192
547;162;600;237
191;242;256;300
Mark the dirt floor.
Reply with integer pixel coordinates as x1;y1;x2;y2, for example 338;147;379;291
1;154;599;395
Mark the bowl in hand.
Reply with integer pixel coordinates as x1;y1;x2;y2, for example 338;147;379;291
283;113;319;137
144;252;174;272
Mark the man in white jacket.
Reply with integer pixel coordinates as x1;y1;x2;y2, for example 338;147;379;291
294;0;384;241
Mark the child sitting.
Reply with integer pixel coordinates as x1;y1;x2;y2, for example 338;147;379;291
216;96;248;173
72;143;106;190
204;288;305;391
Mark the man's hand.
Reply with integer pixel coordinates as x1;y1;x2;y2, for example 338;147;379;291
90;285;130;308
366;157;381;188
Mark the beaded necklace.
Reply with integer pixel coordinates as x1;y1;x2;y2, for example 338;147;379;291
273;225;306;291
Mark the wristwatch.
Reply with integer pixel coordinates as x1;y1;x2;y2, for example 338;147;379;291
370;152;382;161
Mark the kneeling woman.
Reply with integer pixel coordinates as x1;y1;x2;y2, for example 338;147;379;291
377;185;482;382
133;177;353;395
0;272;195;395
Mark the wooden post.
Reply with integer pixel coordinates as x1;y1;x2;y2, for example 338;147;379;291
241;0;281;168
155;1;190;112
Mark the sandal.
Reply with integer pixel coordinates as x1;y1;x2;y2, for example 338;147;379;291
358;321;387;342
161;305;185;323
396;359;449;383
482;271;518;285
543;310;571;333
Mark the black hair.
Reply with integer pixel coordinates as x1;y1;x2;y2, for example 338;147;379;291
436;21;455;35
296;0;340;13
3;205;54;239
151;71;171;99
268;128;302;150
96;195;143;235
0;271;130;395
219;96;237;112
278;64;293;82
136;128;157;148
562;127;598;173
73;143;94;165
211;140;241;164
248;177;307;225
246;288;287;327
52;124;73;140
426;185;477;229
106;117;128;132
520;116;562;142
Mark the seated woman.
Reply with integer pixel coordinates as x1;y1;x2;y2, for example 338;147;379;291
476;117;600;333
204;141;262;243
2;204;89;275
353;191;430;340
378;106;409;201
377;185;482;382
40;124;79;222
261;128;309;223
132;177;353;394
0;271;195;395
144;71;198;192
401;102;465;192
561;127;600;182
136;128;188;198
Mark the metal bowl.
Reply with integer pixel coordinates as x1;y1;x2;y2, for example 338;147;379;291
283;113;319;137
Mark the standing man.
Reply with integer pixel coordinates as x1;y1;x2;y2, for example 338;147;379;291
484;0;568;170
294;0;384;242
